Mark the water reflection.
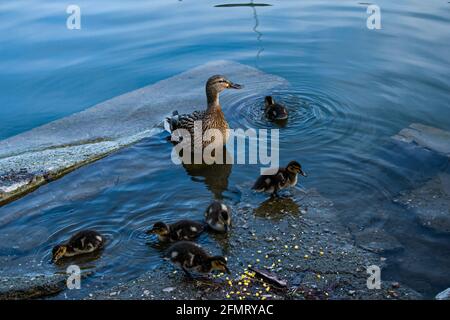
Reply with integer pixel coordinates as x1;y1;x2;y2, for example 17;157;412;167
215;0;269;66
182;149;233;199
254;197;301;220
214;3;272;7
51;249;104;269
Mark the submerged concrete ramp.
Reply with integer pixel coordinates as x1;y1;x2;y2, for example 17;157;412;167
0;60;288;205
392;123;450;157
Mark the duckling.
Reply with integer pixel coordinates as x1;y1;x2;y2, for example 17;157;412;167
205;200;231;232
146;220;205;242
166;241;230;277
252;161;307;197
52;230;104;263
165;75;242;148
264;96;288;121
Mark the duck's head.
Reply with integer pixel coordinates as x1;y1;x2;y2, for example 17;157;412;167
52;244;67;263
209;255;230;274
206;201;232;232
147;222;170;236
264;96;275;107
206;75;242;94
287;161;307;177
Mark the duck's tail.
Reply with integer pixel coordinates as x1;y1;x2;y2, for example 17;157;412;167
164;111;179;133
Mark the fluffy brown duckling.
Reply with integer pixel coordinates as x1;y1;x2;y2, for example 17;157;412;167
166;241;230;277
146;220;205;242
264;96;288;121
52;230;104;263
204;200;231;232
252;161;307;197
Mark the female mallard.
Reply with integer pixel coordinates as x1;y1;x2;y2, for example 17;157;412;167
165;75;242;148
252;161;307;197
264;96;288;121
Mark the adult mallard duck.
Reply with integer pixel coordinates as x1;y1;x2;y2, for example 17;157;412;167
252;161;307;197
165;75;242;148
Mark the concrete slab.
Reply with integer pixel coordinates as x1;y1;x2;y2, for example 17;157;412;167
0;61;288;205
392;123;450;157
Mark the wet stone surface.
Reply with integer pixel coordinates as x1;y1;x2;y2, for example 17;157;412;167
86;189;421;300
392;123;450;158
0;274;67;300
394;173;450;234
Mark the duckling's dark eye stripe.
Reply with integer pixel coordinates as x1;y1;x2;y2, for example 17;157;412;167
211;80;225;85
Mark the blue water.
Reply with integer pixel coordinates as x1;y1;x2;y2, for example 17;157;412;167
1;0;450;298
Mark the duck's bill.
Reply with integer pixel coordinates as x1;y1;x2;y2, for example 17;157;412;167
146;229;156;235
229;82;243;89
300;170;307;177
224;266;231;274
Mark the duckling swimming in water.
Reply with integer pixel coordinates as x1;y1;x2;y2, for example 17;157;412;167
52;230;104;263
166;241;230;277
264;96;288;121
165;75;242;148
252;161;307;197
146;220;205;242
205;200;231;233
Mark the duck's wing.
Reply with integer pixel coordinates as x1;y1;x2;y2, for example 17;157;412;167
252;175;276;192
171;220;204;240
252;169;285;192
184;222;205;239
265;104;288;121
164;110;206;133
69;230;103;250
273;104;288;120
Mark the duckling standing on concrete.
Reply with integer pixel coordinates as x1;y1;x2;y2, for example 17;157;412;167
205;200;231;232
146;220;205;242
165;75;242;148
166;241;230;278
252;161;307;197
52;230;104;263
264;96;288;121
